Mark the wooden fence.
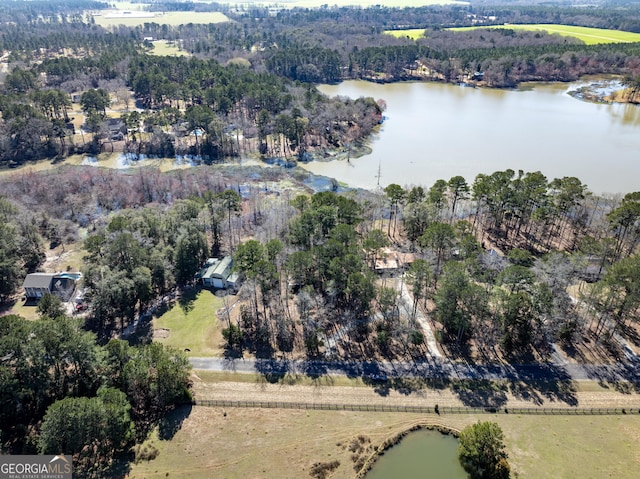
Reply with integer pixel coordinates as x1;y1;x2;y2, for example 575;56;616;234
194;399;640;416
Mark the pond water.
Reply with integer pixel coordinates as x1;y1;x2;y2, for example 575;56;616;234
365;428;467;479
304;80;640;195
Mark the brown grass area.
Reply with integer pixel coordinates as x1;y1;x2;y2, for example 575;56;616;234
607;88;640;104
127;406;470;479
190;373;640;410
43;241;86;273
129;368;640;479
126;400;640;479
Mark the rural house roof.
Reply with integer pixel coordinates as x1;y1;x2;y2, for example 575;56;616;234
211;256;233;278
22;273;56;290
198;256;234;281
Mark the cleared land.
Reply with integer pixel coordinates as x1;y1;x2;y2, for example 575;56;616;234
150;40;189;57
127;374;640;479
92;11;229;28
152;288;227;357
384;28;426;40
284;0;464;6
451;24;640;45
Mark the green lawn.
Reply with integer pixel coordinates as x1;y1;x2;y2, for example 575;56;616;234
152;288;225;357
93;11;229;28
6;299;40;321
450;24;640;45
195;370;366;388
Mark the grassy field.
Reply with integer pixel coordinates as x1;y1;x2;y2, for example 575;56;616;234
195;370;369;388
281;0;464;6
42;241;87;273
93;11;229;28
450;24;640;45
152;288;227;357
384;28;426;40
150;40;190;57
127;403;640;479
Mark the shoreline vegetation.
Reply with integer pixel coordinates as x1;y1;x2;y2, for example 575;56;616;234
0;74;634;178
0;69;632;192
353;423;461;478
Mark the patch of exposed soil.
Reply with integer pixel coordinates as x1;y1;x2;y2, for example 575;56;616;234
154;328;170;339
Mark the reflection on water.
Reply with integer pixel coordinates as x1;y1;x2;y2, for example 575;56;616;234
611;102;640;126
303;80;640;195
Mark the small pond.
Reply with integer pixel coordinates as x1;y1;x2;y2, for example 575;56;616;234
365;428;468;479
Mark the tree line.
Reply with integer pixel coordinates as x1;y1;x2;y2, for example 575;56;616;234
131;6;640;87
0;312;191;478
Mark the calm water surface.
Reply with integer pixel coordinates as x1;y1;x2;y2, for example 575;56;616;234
365;429;467;479
304;80;640;195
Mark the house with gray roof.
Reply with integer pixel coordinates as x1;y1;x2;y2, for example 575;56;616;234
22;272;81;301
197;256;234;289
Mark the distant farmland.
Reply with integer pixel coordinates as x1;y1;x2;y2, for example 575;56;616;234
222;0;465;8
92;10;229;27
385;28;427;40
450;24;640;45
149;40;189;57
385;24;640;45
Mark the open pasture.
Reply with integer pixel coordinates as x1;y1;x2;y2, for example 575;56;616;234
127;399;640;479
150;40;190;57
92;10;229;28
451;24;640;45
385;28;426;40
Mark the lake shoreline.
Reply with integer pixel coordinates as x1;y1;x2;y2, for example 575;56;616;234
3;75;639;195
356;73;640;109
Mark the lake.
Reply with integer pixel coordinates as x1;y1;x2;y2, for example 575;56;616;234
365;428;467;479
303;80;640;195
